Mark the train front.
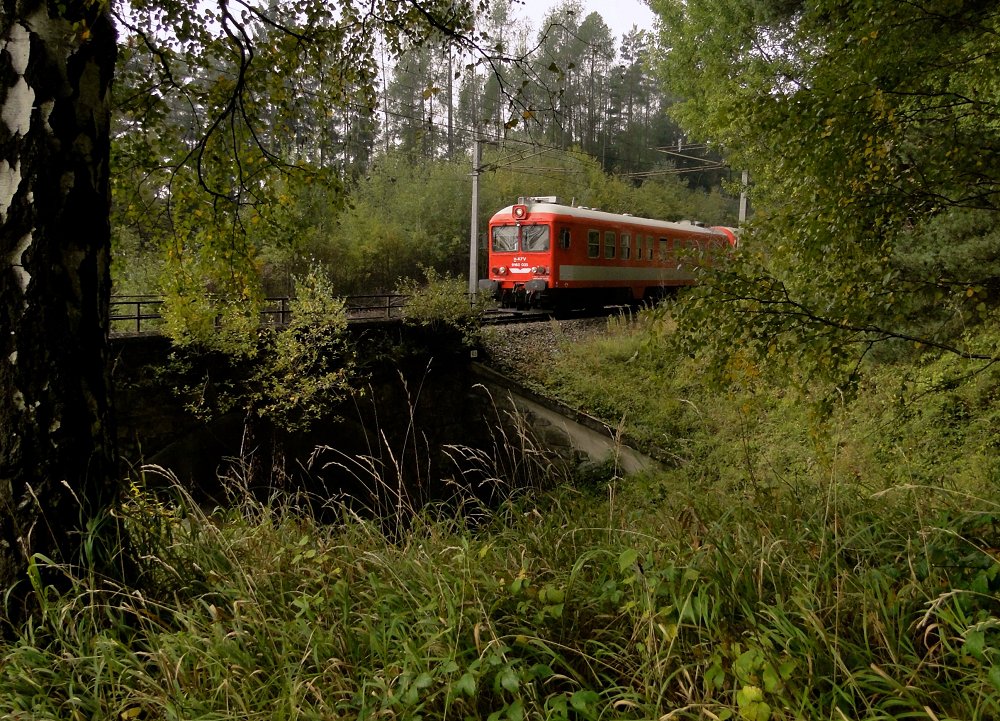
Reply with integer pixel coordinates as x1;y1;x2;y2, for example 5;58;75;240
479;200;553;308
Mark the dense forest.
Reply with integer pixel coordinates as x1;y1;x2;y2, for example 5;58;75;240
2;0;999;718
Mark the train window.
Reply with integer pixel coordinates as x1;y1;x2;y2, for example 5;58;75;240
559;228;571;249
658;238;668;261
647;235;654;260
588;230;600;258
522;225;550;251
604;230;616;259
492;226;519;252
621;233;631;260
636;236;643;261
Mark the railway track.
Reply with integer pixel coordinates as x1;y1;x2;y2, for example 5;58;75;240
481;308;552;325
482;304;634;326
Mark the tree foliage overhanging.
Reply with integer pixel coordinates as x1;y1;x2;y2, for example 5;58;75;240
112;0;515;343
654;0;1000;384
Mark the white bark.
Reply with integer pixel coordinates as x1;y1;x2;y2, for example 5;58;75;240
1;23;34;137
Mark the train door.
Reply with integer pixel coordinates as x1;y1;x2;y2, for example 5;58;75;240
555;226;571;287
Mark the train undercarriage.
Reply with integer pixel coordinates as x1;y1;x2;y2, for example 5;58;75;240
481;279;675;312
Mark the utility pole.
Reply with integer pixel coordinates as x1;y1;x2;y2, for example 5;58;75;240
469;137;481;296
739;169;749;225
447;47;454;160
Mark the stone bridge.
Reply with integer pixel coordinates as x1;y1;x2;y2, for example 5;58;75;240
110;326;656;503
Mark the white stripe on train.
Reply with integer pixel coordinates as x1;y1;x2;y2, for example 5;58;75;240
556;265;696;282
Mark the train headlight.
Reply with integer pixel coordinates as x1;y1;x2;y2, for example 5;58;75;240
497;266;508;276
512;204;528;220
532;266;548;275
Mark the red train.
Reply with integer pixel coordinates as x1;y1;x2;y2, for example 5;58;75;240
479;196;738;309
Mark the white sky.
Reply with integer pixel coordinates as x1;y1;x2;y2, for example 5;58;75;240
517;0;658;43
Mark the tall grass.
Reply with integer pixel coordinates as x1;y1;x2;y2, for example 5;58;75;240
3;311;999;720
1;460;997;720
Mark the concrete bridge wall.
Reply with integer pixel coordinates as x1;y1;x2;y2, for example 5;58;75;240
109;328;657;503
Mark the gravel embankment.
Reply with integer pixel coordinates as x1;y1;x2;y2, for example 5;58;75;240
478;316;609;377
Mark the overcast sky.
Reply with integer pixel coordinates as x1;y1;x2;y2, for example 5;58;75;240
517;0;658;42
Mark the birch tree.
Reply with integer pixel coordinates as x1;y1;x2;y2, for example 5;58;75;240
1;0;118;592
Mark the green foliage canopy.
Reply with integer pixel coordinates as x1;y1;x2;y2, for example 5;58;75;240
654;0;1000;383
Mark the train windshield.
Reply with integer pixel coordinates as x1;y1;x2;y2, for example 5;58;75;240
522;225;550;251
491;224;550;252
492;226;519;252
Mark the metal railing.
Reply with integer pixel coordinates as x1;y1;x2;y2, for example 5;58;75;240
110;295;165;333
343;293;409;321
110;293;410;334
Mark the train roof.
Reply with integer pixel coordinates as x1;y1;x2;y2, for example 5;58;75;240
490;202;730;237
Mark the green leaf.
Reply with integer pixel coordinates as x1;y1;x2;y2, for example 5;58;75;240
705;661;726;690
527;663;554;680
546;695;569;720
455;672;476;697
618;548;639;573
414;672;433;689
989;664;1000;693
736;685;771;721
544;603;564;619
762;664;780;693
734;648;762;683
506;699;524;721
499;667;519;693
539;585;565;603
964;629;986;661
570;689;600;713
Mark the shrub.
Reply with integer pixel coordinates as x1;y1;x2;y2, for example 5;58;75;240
397;267;489;345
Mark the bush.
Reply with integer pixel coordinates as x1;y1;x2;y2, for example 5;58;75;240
252;264;355;430
397;267;490;345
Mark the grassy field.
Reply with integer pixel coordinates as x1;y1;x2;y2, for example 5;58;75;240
2;309;999;720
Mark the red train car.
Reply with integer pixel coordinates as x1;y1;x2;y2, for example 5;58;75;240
479;196;738;309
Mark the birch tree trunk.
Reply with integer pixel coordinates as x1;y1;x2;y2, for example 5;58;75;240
0;0;117;591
